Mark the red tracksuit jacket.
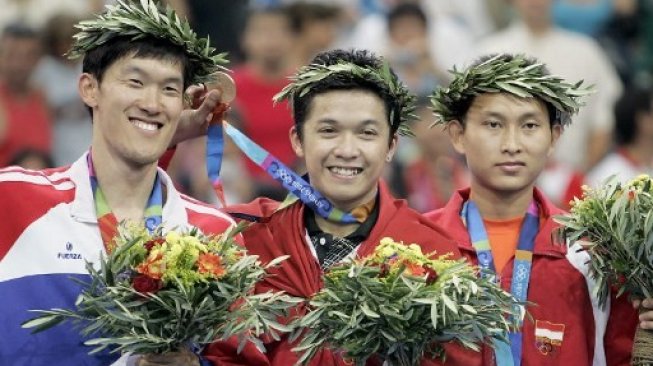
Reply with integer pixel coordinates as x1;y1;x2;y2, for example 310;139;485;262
203;181;461;366
424;188;638;366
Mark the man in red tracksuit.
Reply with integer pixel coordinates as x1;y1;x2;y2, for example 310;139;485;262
425;53;638;365
203;49;461;366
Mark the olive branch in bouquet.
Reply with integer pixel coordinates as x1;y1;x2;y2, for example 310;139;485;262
554;174;653;366
555;175;653;305
22;222;301;355
291;238;524;366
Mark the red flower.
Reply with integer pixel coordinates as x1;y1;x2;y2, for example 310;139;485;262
144;237;165;253
628;190;636;201
132;274;163;294
424;266;438;284
197;253;226;278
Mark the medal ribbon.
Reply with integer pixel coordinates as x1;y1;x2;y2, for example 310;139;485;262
461;200;538;366
205;120;359;223
87;153;163;251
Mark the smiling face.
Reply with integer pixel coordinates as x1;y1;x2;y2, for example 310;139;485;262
290;89;397;212
80;54;184;167
448;93;560;198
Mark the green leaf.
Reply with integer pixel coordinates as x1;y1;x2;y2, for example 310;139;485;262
360;302;380;318
21;313;66;333
265;255;289;268
441;293;458;314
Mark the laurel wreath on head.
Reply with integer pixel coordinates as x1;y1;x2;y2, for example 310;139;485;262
274;61;417;136
429;54;594;126
67;0;229;85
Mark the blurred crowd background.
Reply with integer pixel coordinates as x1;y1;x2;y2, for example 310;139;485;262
2;0;653;212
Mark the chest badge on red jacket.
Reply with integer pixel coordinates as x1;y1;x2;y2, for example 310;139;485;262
535;320;565;355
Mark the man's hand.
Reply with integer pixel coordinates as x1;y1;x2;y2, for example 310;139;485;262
171;73;236;147
633;298;653;329
136;349;200;366
171;85;225;147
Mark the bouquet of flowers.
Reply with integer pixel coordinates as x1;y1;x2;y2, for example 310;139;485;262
555;174;653;365
22;223;299;360
291;238;524;366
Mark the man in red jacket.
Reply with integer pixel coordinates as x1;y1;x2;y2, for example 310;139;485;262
203;49;461;366
425;53;638;365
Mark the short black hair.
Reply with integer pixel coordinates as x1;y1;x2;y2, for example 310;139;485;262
82;34;193;89
292;49;403;142
457;54;558;127
614;88;653;145
387;3;428;32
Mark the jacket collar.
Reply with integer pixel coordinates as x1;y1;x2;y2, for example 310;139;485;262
442;187;567;257
364;180;404;240
68;152;189;229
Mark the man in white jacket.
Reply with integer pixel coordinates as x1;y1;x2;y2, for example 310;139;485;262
0;1;232;365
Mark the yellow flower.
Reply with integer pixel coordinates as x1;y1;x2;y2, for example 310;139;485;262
379;237;395;246
380;247;396;258
187;246;200;261
408;243;423;255
168;242;184;258
183;235;208;253
165;231;181;245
